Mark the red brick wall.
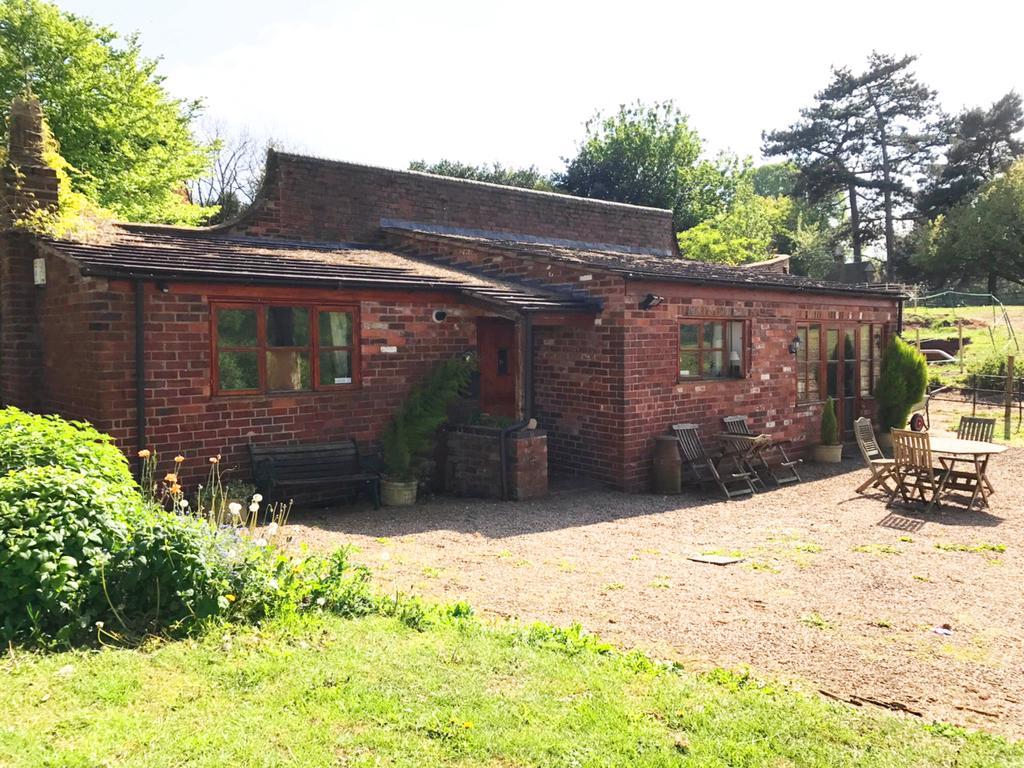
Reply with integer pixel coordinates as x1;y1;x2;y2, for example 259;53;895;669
0;232;42;410
229;152;676;253
619;282;899;491
445;425;548;500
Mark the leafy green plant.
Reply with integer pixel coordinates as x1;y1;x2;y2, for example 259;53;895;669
0;407;135;491
381;358;474;481
820;397;840;445
876;336;928;430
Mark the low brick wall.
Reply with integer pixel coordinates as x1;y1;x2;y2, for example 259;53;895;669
445;425;547;500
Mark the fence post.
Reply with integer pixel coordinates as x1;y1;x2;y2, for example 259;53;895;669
972;374;977;416
958;318;964;375
915;327;921;351
1006;355;1015;440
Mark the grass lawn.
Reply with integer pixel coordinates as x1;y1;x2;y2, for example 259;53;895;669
2;614;1021;768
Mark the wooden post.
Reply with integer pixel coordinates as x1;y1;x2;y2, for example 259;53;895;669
958;318;964;375
915;327;921;351
1005;355;1015;440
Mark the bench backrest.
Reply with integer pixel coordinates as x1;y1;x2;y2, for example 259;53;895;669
249;440;362;479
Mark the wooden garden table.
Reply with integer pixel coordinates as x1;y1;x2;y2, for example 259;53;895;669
928;436;1008;510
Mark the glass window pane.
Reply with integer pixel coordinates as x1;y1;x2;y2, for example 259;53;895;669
679;350;699;377
319;311;353;347
843;330;856;363
827;329;839;362
704;322;725;350
267;307;310;347
808;361;821;401
797;364;808;400
319;350;353;385
807;325;820;363
266;350;311;391
859;325;870;361
860;361;871;397
218;350;259;391
217;308;257;347
705;350;724;377
727;322;743;374
679;324;699;349
797;327;808;363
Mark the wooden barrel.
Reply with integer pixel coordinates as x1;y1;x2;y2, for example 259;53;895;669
652;435;682;494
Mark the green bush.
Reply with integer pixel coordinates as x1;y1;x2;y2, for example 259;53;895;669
0;467;134;644
967;353;1024;380
381;357;474;481
820;398;840;445
876;336;928;430
0;407;134;490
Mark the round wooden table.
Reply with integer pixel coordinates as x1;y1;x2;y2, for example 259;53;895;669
928;436;1007;509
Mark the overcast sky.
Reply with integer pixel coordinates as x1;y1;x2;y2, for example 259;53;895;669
59;0;1024;173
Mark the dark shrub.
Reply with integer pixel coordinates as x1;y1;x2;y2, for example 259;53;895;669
876;337;928;430
0;407;135;490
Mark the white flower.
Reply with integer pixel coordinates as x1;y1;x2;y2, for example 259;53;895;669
179;499;189;509
252;493;263;503
268;578;279;590
228;502;242;515
249;502;259;513
315;597;326;606
266;522;279;537
254;537;268;547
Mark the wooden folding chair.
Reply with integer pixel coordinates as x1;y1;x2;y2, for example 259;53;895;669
957;416;996;442
721;415;802;485
853;417;896;494
889;429;951;512
672;423;755;500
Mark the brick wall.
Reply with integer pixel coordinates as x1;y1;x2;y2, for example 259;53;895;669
229;151;676;253
618;282;898;491
445;425;547;500
0;233;42;409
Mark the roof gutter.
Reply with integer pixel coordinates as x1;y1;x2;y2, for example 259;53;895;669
623;272;908;300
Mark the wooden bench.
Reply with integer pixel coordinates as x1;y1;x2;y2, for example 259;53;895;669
249;440;381;509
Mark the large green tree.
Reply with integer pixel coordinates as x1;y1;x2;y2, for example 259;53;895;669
914;158;1024;291
408;159;554;191
556;101;743;231
918;91;1024;218
765;53;945;277
0;0;213;224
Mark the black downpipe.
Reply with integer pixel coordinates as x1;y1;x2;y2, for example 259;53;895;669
134;280;146;477
499;315;534;501
897;297;905;336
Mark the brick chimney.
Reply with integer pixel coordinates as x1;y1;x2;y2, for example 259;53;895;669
1;95;57;409
2;95;59;228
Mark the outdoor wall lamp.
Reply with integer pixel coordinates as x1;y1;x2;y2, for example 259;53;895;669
788;335;802;355
638;293;665;310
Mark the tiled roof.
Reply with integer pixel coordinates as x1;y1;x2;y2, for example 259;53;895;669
41;229;598;314
382;222;907;299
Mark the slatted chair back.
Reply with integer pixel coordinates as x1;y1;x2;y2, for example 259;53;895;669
854;417;884;463
722;416;752;436
672;423;710;465
892;429;932;472
672;423;754;499
957;416;996;443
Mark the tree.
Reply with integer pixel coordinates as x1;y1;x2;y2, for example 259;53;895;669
189;122;279;225
765;53;945;277
876;336;927;430
0;0;214;224
676;175;791;265
914;158;1024;291
556;101;742;231
408;159;554;191
919;91;1024;218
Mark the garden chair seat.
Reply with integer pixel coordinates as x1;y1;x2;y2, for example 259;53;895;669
888;429;951;512
853;417;896;495
672;423;755;500
721;415;801;485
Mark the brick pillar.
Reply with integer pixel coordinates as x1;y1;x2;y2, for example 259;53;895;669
1;95;59;408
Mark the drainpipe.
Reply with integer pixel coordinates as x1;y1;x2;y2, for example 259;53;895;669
896;296;904;337
499;314;534;501
135;279;147;477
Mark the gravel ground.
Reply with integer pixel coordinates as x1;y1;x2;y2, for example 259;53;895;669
288;448;1024;738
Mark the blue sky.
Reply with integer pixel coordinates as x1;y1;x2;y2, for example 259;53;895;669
58;0;1024;173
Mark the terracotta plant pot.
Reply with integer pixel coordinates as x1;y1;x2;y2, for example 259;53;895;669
812;443;844;463
877;431;893;452
381;479;417;507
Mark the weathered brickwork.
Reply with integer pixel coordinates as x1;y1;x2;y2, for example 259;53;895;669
445;425;547;500
230;152;676;253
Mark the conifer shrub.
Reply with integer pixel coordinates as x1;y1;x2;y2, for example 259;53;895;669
820;397;840;445
876;336;928;430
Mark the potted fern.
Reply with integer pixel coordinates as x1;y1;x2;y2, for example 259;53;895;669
380;357;473;506
812;397;843;463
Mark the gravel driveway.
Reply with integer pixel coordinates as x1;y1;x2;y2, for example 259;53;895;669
288;450;1024;738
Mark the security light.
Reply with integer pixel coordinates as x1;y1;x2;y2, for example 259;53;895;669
638;293;665;310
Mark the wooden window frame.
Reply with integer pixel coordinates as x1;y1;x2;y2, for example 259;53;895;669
678;319;749;381
796;323;823;404
211;301;360;396
796;322;887;404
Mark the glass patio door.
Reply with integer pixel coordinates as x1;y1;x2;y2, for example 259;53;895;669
825;328;858;438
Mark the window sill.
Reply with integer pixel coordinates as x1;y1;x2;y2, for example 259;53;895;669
212;384;361;399
677;375;747;384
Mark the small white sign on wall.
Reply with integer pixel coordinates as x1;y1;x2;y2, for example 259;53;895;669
380;346;398;354
33;258;46;286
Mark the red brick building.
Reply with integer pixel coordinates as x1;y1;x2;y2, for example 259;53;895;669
1;98;903;494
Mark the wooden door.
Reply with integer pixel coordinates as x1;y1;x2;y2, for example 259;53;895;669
825;327;858;438
477;318;518;419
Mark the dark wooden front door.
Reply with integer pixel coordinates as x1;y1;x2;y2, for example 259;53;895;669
477;318;517;418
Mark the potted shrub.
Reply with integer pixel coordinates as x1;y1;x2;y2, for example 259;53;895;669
812;397;843;463
875;336;928;449
380;357;473;507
